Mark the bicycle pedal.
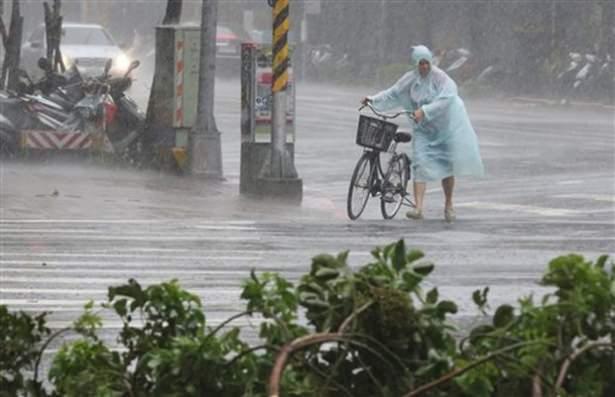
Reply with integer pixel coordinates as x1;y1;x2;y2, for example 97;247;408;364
382;194;395;203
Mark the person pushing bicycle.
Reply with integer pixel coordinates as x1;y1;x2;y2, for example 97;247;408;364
361;45;484;222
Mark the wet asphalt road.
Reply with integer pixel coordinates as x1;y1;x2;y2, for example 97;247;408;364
1;78;614;348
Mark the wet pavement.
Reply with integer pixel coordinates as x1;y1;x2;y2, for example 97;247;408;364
1;79;614;347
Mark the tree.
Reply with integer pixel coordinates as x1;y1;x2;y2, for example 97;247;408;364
0;0;23;90
162;0;182;25
43;0;64;73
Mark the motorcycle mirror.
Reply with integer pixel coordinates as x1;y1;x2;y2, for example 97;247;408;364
123;60;140;78
37;57;52;72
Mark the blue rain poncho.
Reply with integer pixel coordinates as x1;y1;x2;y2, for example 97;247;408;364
368;45;484;182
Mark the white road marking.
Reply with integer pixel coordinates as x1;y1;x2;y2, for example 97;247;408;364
556;180;584;185
456;201;578;216
0;257;263;265
1;288;240;297
0;219;257;225
0;267;267;275
0;235;261;242
0;226;258;233
0;253;263;260
553;194;615;203
0;275;256;284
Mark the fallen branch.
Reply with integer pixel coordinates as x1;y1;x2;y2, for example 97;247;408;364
555;342;615;393
205;310;251;341
403;341;548;397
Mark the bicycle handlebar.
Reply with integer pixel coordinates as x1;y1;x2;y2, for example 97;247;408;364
359;101;416;121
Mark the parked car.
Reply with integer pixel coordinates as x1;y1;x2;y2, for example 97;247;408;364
21;22;132;79
215;25;241;60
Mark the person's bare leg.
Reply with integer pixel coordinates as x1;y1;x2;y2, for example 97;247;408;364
407;181;426;219
442;176;456;222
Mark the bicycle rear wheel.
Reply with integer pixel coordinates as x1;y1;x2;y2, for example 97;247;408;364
347;152;374;220
380;154;409;219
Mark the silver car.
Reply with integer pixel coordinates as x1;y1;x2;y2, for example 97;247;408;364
21;22;131;79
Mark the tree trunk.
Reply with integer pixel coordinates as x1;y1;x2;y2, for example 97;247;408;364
44;0;64;73
1;0;23;90
162;0;182;25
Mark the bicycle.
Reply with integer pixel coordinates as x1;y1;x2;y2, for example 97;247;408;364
346;103;416;220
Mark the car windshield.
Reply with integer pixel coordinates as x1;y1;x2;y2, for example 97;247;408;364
61;26;115;46
217;26;236;37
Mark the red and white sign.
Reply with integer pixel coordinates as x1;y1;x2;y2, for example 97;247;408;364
21;130;113;152
174;39;185;127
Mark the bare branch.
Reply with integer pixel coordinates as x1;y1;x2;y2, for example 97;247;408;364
204;310;251;341
403;341;548;397
555;342;615;393
338;300;373;333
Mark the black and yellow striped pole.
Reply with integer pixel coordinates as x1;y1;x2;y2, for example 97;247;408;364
270;0;289;177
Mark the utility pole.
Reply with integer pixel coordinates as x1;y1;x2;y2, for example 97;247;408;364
190;0;223;178
270;0;289;178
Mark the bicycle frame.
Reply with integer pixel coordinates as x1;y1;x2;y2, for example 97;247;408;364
346;103;416;220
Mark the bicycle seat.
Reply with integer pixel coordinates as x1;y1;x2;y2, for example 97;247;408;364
394;131;412;143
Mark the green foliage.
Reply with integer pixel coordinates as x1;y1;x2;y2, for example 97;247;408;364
0;307;50;397
1;244;614;397
458;254;615;397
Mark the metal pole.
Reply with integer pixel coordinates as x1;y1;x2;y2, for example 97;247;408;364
271;0;289;178
190;0;223;178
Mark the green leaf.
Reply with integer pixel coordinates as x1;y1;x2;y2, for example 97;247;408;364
412;262;434;277
595;255;609;269
426;288;439;304
113;299;128;317
469;324;496;344
108;278;143;302
402;271;423;291
314;267;339;281
406;249;424;264
312;254;341;270
300;282;325;296
392;240;407;272
436;300;458;315
472;287;489;308
298;292;320;303
493;304;515;328
336;250;350;265
301;298;330;309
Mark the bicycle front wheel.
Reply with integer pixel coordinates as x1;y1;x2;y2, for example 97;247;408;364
380;154;409;219
347;152;374;220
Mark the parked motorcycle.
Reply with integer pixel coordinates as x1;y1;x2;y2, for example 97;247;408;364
0;57;144;157
557;52;613;104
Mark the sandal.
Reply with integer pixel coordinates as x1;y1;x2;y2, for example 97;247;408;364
444;207;456;223
406;208;423;220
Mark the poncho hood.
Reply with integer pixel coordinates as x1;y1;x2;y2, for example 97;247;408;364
410;45;433;67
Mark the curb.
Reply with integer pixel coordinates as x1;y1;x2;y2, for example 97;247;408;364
510;96;615;111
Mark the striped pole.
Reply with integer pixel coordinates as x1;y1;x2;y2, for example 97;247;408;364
272;0;290;93
271;0;289;177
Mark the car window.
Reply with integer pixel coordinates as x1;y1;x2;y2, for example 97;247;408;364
61;27;115;46
217;26;233;35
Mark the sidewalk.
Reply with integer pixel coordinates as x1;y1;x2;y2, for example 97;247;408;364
510;96;615;111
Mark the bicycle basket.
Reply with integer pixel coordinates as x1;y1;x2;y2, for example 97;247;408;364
356;115;398;151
